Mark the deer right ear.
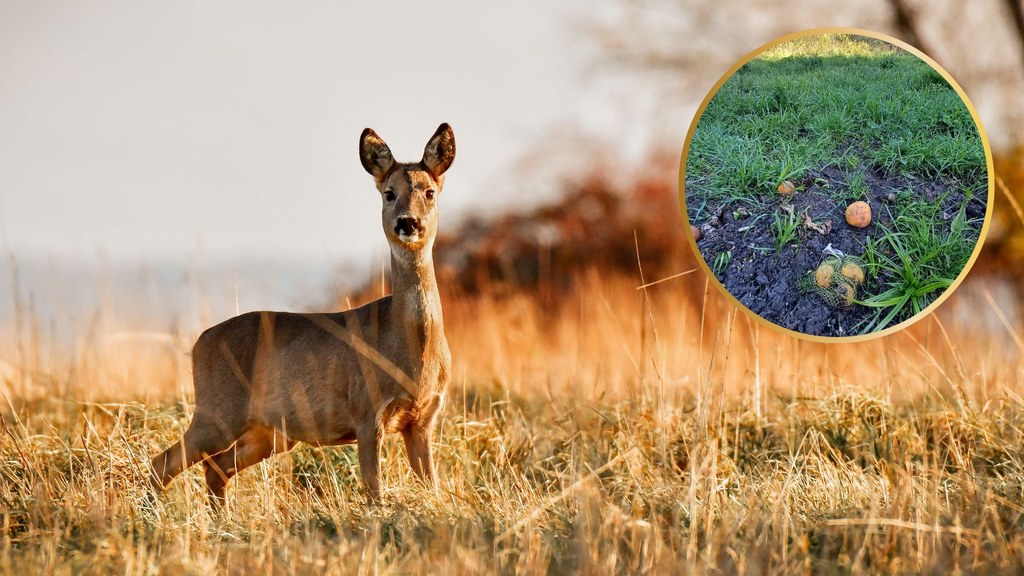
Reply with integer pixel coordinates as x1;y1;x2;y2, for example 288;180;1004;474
359;128;394;183
422;123;455;178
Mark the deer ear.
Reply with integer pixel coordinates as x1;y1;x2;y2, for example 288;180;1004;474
359;128;394;182
422;123;455;178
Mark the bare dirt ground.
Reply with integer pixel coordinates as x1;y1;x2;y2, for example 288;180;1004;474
694;167;986;336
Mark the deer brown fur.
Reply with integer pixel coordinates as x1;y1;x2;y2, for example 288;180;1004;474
149;124;455;504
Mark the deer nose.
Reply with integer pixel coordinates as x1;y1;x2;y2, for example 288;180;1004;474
395;216;422;236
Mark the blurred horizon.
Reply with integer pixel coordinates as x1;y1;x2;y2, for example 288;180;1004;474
5;1;1024;333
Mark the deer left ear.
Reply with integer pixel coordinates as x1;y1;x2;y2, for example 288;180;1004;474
422;123;455;178
360;128;395;183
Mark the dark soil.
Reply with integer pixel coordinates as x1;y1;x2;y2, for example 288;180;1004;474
692;167;987;337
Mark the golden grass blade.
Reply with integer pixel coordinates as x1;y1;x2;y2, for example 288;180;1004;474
635;268;699;290
996;175;1024;227
495;447;637;544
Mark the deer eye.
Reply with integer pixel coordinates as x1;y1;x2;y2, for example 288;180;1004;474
424;189;435;201
384;190;396;202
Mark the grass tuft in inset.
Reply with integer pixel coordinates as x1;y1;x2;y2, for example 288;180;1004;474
772;208;800;253
857;193;981;332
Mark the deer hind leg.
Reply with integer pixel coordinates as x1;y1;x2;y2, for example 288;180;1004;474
149;412;246;492
401;424;437;490
402;394;444;490
203;425;287;507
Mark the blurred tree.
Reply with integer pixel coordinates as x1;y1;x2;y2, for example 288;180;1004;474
591;0;1024;147
590;0;1024;277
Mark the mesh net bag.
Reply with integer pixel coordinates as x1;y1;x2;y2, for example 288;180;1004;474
813;256;866;308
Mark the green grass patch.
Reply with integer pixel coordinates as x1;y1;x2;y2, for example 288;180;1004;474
772;207;800;253
856;187;983;331
686;33;985;221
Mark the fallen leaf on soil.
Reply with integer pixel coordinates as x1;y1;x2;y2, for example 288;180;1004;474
803;213;832;235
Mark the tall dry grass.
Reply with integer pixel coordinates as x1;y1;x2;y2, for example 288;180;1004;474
1;245;1023;573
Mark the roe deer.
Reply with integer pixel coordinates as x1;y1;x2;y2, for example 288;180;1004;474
149;123;455;505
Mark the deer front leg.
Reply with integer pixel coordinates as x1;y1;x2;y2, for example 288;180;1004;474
202;426;285;509
356;422;382;501
402;423;437;490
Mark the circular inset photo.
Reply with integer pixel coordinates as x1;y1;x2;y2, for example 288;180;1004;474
681;30;992;340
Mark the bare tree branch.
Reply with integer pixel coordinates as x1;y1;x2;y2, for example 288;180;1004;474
888;0;933;55
1003;0;1024;68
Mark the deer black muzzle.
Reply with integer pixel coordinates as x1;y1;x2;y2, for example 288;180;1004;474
395;216;422;237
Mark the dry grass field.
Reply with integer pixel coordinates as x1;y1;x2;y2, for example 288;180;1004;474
0;153;1021;575
2;248;1023;574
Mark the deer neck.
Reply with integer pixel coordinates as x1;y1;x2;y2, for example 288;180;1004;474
389;248;444;342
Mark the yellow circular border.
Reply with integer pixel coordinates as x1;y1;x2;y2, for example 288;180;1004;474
679;27;995;343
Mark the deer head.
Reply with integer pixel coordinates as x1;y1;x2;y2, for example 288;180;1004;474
359;123;456;254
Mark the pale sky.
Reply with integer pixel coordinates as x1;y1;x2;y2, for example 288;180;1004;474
3;2;1017;323
0;2;633;267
